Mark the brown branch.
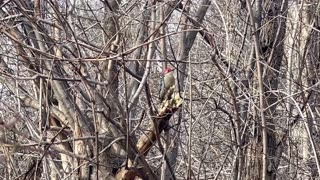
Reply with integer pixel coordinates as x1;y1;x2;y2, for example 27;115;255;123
116;94;183;180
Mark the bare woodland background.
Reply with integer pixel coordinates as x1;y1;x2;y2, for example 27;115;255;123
0;0;320;179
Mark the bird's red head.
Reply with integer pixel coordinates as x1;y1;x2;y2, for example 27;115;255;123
163;67;173;75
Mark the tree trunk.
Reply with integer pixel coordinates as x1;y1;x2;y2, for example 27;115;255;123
243;0;288;179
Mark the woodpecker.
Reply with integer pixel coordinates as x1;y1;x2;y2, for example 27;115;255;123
159;67;175;101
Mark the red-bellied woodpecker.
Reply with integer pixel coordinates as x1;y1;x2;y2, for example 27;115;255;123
159;67;175;101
